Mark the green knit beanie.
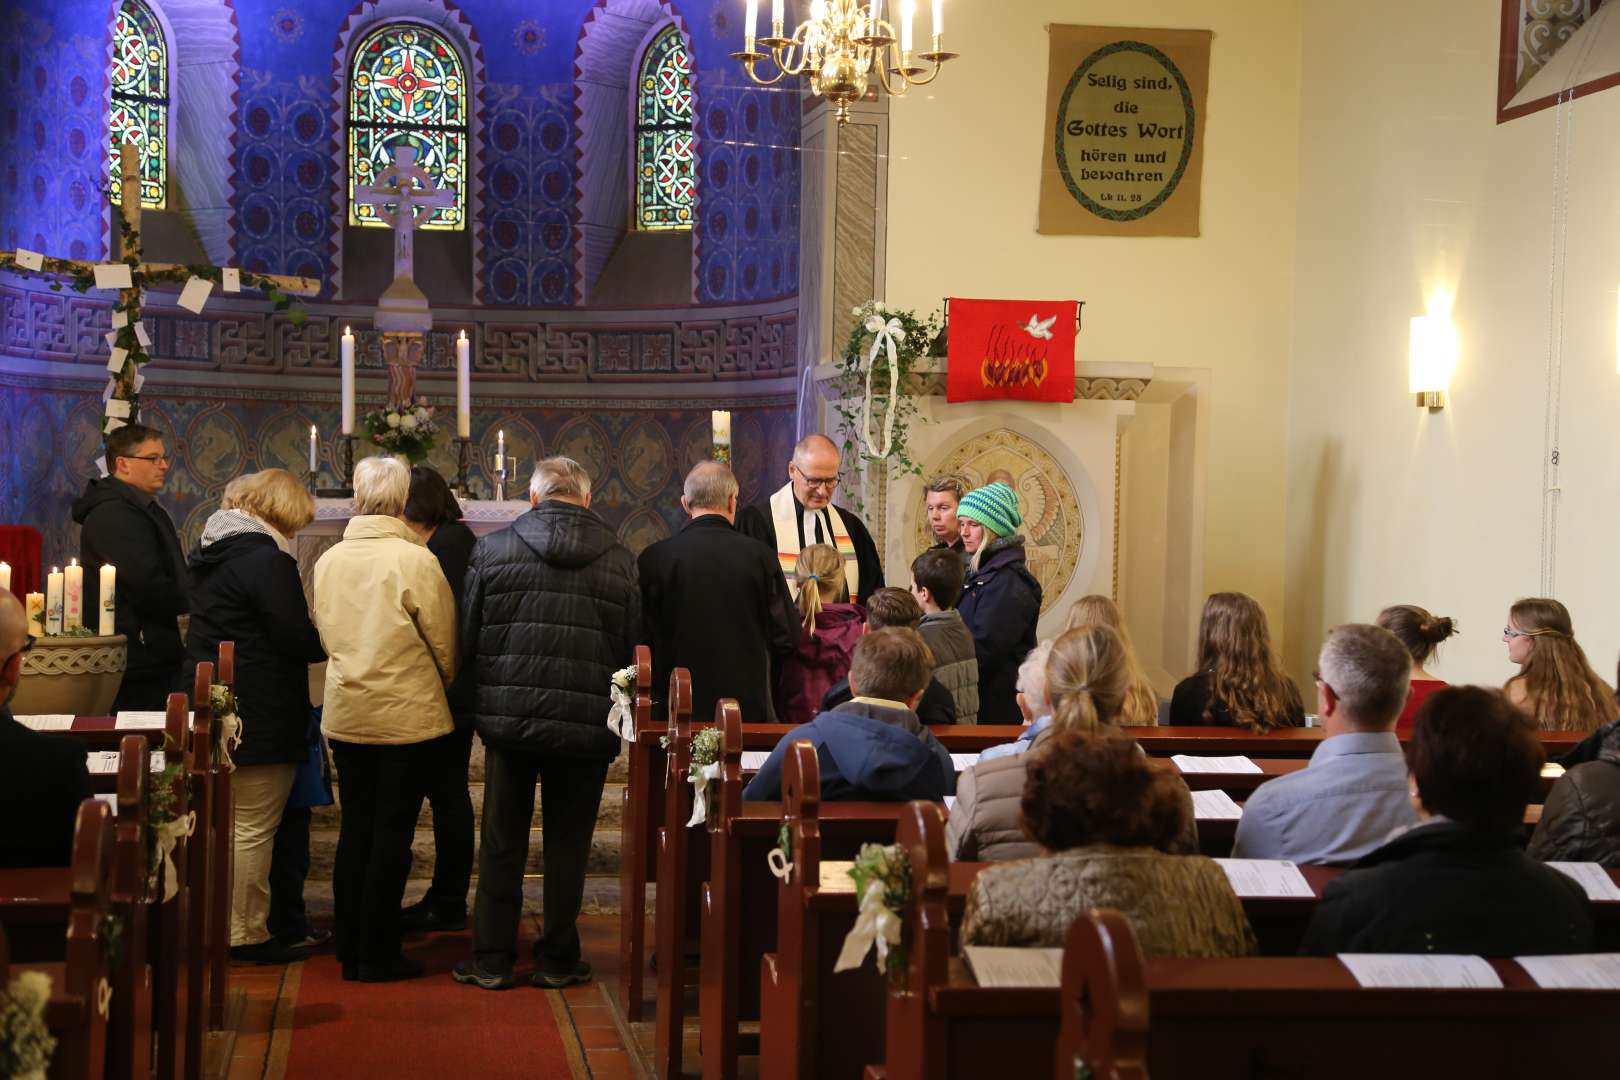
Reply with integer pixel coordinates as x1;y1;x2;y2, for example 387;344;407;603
957;482;1022;538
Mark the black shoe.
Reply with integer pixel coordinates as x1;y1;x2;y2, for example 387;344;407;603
451;959;518;990
230;940;309;966
531;960;592;989
401;902;467;933
358;955;427;983
277;928;334;950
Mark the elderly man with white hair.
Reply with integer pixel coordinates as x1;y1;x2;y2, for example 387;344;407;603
453;456;639;992
313;455;459;982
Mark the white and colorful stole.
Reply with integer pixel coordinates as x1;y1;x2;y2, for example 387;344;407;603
769;481;859;600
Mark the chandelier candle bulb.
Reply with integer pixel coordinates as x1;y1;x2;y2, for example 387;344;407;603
341;326;356;434
932;0;942;36
457;330;471;439
772;0;784;34
99;565;116;636
746;0;758;46
45;567;63;636
63;559;83;631
901;0;915;51
25;593;45;637
0;561;8;594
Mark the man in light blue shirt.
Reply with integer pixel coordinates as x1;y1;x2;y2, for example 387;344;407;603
1232;624;1419;865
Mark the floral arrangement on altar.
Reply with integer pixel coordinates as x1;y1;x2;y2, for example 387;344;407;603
362;400;439;464
0;970;57;1080
830;300;943;515
833;842;913;986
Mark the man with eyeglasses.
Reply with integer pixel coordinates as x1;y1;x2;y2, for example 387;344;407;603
0;592;94;867
71;423;190;710
737;433;885;606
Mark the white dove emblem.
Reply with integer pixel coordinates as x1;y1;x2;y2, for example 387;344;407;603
1023;314;1056;341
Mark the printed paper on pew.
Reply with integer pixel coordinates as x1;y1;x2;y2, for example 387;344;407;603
819;861;858;894
1213;859;1315;898
1339;954;1502;989
1516;954;1620;990
94;263;133;290
115;711;169;730
741;751;769;771
1172;754;1262;774
177;275;214;313
14;715;74;731
87;750;167;774
1546;862;1620;902
94;793;118;810
964;946;1066;988
15;248;44;271
950;753;980;772
1191;788;1242;820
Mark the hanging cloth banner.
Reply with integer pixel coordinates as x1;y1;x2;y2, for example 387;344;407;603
946;298;1078;403
1038;25;1212;237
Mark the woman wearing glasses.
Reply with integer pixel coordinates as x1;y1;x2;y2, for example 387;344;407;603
1502;597;1616;732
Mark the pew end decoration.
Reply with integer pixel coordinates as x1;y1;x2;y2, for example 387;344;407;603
830;299;942;513
207;682;241;772
1059;910;1150;1080
0;964;56;1080
834;842;913;986
362;399;439;463
685;727;724;827
607;663;639;740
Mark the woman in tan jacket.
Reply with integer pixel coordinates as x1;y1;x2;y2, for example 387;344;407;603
312;455;458;982
960;727;1255;957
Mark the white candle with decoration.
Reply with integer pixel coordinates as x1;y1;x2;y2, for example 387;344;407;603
99;564;117;636
341;326;356;434
45;566;63;635
63;559;83;631
25;592;45;637
457;330;471;439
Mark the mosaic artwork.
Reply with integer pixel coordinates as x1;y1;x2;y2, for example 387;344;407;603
109;0;168;209
636;25;696;231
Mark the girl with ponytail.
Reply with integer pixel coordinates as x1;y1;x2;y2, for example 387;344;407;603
1503;597;1617;732
1377;604;1457;735
774;544;865;728
1065;594;1162;726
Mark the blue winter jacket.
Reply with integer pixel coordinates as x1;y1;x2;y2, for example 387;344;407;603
957;536;1043;725
743;700;956;802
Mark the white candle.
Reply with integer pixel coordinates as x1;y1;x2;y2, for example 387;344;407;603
496;428;505;472
45;566;63;635
457;330;471;439
932;0;942;37
869;0;882;34
25;592;45;637
341;326;356;434
63;559;83;631
0;561;9;594
711;410;732;447
308;424;318;472
900;0;915;50
772;0;783;31
99;564;116;636
746;0;758;44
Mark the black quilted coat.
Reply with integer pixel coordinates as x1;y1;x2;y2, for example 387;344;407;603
463;501;641;759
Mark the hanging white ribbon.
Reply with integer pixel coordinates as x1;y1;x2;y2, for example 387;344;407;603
859;314;906;459
217;708;242;772
685;761;721;827
767;845;793;881
606;692;634;741
149;810;196;902
833;877;902;973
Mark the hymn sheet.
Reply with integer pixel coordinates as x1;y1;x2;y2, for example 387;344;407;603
964;947;1066;988
1213;859;1315;897
1172;755;1262;773
1339;954;1502;989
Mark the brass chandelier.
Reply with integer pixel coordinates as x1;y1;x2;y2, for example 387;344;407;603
733;0;957;125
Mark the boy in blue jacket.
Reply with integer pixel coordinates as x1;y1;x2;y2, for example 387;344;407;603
744;627;955;801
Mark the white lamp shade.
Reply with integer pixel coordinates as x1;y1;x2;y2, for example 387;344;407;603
1409;314;1458;395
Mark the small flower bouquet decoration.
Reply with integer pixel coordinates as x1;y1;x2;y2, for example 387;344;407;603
607;665;638;740
362;399;438;463
833;842;913;986
146;761;192;901
684;727;723;827
0;970;57;1080
210;683;242;770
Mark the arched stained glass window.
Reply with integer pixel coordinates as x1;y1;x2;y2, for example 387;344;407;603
110;0;169;209
635;26;694;231
348;23;467;230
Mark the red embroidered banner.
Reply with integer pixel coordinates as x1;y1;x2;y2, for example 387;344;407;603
946;298;1078;403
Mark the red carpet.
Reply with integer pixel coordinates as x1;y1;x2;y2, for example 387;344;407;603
283;932;583;1079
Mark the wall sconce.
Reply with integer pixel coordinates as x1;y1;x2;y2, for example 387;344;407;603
1409;312;1457;411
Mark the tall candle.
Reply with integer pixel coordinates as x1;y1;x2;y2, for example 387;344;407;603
25;593;45;637
341;326;356;434
711;410;732;447
456;330;471;439
63;559;83;631
45;566;63;635
932;0;942;37
496;428;505;472
869;0;882;34
0;560;9;594
99;564;116;636
308;424;318;472
900;0;915;50
745;0;758;45
772;0;784;31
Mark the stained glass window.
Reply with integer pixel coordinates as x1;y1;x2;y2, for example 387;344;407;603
635;26;694;231
110;0;168;209
348;23;467;230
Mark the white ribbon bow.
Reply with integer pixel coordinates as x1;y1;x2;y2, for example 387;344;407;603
833;877;902;973
685;761;721;827
606;692;635;741
150;810;196;902
217;709;242;772
860;314;906;459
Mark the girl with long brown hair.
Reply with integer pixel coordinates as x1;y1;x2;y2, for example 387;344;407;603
1168;592;1304;730
1503;597;1616;732
1065;594;1161;726
773;544;865;728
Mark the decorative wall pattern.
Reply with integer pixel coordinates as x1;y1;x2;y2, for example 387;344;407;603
235;68;335;284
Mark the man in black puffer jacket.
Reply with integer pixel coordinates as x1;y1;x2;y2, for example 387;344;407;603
453;456;640;992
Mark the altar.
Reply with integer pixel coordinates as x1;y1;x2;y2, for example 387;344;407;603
293;497;530;590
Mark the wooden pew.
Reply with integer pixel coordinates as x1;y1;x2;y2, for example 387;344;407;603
153;692;196;1080
616;645;655;1020
1059;911;1620;1078
652;668;695;1079
208;642;235;1029
107;736;153;1080
184;662;216;1074
0;800;117;1080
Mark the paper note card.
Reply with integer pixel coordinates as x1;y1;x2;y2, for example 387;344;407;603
1191;788;1243;820
1516;954;1620;990
94;263;133;290
133;371;145;392
15;248;44;271
15;715;74;731
106;347;127;373
115;711;168;730
1547;862;1620;902
819;861;858;894
101;378;115;403
133;321;151;347
222;267;241;292
104;418;126;435
1339;954;1502;989
944;795;957;812
111;309;128;329
1173;755;1262;774
94;793;119;810
105;331;120;348
105;398;132;419
741;751;769;771
964;946;1066;989
177;275;213;313
950;753;980;772
1214;859;1315;898
87;752;120;775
